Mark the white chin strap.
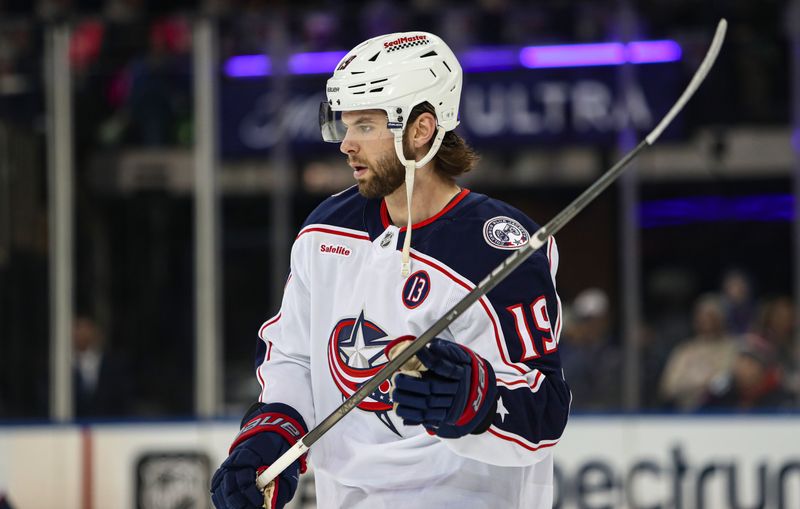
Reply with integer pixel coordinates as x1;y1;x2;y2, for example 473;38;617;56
394;127;446;277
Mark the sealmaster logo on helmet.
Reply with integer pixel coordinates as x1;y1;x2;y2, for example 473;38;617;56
383;34;430;51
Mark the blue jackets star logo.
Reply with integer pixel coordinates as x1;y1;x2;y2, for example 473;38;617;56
327;310;400;434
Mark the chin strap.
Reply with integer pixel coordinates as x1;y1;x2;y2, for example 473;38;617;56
394;127;446;277
400;158;415;277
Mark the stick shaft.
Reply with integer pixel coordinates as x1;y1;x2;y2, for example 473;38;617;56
256;18;728;491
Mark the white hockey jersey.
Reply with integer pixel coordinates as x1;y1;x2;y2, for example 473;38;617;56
256;187;571;508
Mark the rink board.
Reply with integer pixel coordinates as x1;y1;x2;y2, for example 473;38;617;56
0;415;798;508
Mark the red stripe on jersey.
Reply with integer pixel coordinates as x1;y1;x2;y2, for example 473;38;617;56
488;427;559;452
259;313;282;339
408;252;527;375
258;315;280;402
380;189;471;231
497;371;544;392
531;370;544;391
256;342;273;401
296;226;370;241
256;368;266;402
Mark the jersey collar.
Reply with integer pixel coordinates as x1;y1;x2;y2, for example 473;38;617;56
379;188;471;233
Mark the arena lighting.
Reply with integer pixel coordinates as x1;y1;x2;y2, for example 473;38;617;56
224;51;349;76
519;40;681;68
225;54;270;77
459;47;519;72
639;194;793;228
791;128;800;152
224;39;681;78
289;51;348;74
628;40;682;63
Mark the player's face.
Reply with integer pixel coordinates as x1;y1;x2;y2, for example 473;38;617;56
339;110;406;199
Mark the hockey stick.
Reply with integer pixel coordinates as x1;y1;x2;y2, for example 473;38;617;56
256;18;728;497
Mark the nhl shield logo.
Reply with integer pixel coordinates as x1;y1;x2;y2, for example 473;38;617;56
327;310;402;435
483;216;530;250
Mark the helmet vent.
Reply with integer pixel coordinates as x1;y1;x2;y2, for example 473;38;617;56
429;69;437;78
369;87;384;93
421;50;438;58
348;83;366;88
352;91;366;95
442;61;452;72
350;71;365;75
368;52;381;62
370;78;388;85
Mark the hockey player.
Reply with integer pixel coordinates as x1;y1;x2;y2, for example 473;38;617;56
211;31;571;509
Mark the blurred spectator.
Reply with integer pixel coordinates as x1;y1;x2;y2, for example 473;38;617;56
645;267;696;351
0;209;49;419
73;315;134;418
720;268;755;334
658;293;738;411
0;21;40;126
122;16;192;146
299;10;340;51
407;0;440;35
69;19;105;74
756;296;799;400
473;0;512;44
0;492;15;509
701;334;794;411
560;288;622;411
360;0;408;39
70;14;192;148
105;0;145;23
641;268;697;408
636;322;672;409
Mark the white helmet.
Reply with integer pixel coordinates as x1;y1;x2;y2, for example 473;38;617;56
320;31;462;145
320;32;463;277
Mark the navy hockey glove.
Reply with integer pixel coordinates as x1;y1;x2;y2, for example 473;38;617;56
387;337;498;438
211;403;308;509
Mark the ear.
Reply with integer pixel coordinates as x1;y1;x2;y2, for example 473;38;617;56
409;112;438;151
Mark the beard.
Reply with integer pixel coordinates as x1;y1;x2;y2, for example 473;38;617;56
355;152;406;199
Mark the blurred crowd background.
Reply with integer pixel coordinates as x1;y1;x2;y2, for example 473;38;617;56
0;0;797;421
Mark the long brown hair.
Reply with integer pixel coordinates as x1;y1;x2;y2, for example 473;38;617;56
406;102;479;181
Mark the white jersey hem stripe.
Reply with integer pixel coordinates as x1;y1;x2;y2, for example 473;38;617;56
496;370;545;392
488;426;561;452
